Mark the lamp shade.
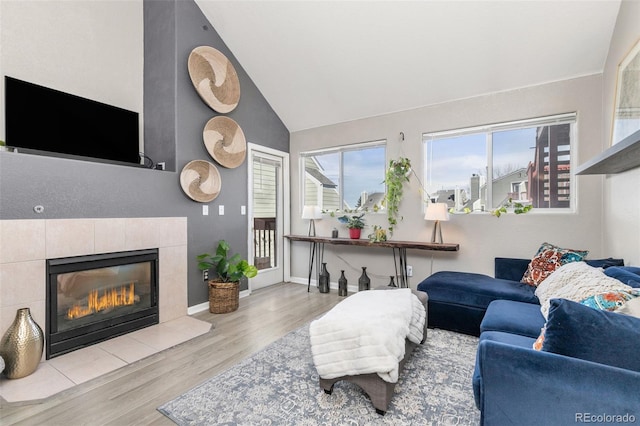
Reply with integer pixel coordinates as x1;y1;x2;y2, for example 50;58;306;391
425;203;450;221
301;205;322;220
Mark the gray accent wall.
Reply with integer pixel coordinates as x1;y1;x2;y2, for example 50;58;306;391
0;0;290;306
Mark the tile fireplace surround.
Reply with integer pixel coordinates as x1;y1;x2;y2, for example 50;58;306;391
0;217;206;402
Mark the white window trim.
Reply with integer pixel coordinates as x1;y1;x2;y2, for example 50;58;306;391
300;139;387;213
423;112;578;214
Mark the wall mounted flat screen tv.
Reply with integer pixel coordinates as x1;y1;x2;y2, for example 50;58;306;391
4;76;140;166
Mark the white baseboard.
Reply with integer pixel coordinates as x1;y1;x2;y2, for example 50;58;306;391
187;302;209;315
288;276;359;293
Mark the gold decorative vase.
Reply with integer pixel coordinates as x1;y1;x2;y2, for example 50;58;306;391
0;308;44;379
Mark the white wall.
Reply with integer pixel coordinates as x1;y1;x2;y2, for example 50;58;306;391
290;75;605;288
602;0;640;266
0;0;143;144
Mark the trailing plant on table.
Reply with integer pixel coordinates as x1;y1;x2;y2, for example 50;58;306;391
383;157;412;235
490;198;533;217
197;240;258;283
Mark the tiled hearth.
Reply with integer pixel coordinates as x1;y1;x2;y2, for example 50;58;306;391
0;217;210;402
0;316;211;402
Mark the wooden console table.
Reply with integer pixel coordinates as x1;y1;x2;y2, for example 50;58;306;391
285;235;459;290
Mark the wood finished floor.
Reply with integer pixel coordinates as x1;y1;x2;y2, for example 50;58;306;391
0;283;343;426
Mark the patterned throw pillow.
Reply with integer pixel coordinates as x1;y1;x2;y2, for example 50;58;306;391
533;326;546;351
521;242;589;287
580;289;640;311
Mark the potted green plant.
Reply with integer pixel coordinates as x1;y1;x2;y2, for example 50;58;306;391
383;157;412;235
337;213;365;239
197;240;258;313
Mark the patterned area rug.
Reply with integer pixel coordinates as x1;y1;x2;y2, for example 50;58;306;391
158;326;480;425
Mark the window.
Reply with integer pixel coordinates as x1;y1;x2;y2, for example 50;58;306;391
301;141;386;212
424;113;576;213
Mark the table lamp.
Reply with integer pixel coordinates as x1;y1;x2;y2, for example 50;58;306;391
302;205;322;236
425;203;449;243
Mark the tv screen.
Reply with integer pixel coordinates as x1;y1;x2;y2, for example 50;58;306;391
4;76;140;165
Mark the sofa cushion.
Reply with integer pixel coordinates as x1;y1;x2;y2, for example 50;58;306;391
494;258;531;281
495;257;624;282
473;331;537;409
521;242;588;286
604;266;640;288
480;300;545;338
585;258;625;269
542;299;640;372
417;271;538;309
535;261;632;318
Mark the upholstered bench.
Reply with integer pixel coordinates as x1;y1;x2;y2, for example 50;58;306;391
315;289;428;415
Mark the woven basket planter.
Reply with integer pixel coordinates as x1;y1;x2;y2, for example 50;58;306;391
208;280;239;314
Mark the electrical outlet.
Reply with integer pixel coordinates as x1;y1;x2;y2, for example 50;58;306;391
203;269;209;281
406;265;413;277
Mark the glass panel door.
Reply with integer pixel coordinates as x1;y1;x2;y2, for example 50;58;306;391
248;145;288;290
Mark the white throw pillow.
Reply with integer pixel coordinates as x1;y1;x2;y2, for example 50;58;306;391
535;261;632;318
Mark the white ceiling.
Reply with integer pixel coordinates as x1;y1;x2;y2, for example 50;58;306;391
195;1;621;132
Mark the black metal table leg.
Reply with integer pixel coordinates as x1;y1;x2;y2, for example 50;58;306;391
392;247;409;288
307;241;316;292
399;247;408;288
317;242;325;287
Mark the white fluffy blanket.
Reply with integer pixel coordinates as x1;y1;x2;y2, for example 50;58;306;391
309;288;426;383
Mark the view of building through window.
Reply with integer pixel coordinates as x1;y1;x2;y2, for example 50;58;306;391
424;114;575;213
301;142;386;212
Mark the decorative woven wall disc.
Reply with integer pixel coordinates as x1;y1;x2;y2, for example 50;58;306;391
188;46;240;113
180;160;221;203
203;116;247;168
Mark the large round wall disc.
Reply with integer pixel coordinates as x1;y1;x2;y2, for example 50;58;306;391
188;46;240;113
179;160;222;202
203;116;247;168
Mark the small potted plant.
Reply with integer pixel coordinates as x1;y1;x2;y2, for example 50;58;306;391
338;213;366;239
197;240;258;313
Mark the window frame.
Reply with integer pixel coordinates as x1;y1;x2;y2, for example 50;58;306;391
300;139;387;213
422;112;577;214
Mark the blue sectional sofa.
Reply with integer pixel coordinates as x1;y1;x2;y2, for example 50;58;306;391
417;258;640;425
417;257;624;336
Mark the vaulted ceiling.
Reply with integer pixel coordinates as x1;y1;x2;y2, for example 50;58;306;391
195;1;621;132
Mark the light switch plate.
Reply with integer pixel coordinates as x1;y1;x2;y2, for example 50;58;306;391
202;205;209;215
219;205;225;215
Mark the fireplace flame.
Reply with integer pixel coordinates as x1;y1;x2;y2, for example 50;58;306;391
66;282;137;319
